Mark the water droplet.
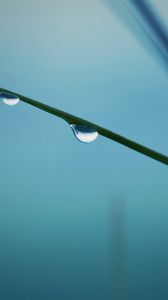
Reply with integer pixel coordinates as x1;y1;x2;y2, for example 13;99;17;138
70;124;98;143
0;92;20;106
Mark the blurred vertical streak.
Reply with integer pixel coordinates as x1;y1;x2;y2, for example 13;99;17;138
109;196;126;300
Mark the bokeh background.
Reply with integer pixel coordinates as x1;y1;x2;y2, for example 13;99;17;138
0;0;168;299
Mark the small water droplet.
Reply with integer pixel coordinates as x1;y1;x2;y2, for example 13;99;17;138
0;92;20;106
70;124;98;143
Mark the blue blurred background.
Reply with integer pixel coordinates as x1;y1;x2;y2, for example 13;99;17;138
0;0;168;299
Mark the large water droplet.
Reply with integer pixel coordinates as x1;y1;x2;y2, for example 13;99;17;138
70;124;98;143
0;92;20;106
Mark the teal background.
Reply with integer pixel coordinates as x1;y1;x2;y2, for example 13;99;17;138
0;0;168;299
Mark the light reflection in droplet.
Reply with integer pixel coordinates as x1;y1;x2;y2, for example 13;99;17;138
70;124;98;143
0;92;20;106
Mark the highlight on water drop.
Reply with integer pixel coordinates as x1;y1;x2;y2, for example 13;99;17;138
0;92;20;106
70;124;98;143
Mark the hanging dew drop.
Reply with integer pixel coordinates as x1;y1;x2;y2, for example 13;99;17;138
70;124;98;143
0;92;20;106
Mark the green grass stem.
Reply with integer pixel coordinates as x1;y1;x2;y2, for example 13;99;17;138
1;87;167;165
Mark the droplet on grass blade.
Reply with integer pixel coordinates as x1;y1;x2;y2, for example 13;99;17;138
0;92;20;106
70;124;98;143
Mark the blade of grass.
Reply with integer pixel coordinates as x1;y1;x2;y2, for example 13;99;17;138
129;0;168;60
0;87;168;165
103;0;168;69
